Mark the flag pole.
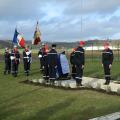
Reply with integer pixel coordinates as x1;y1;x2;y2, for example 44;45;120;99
11;27;16;50
37;20;42;49
80;0;83;35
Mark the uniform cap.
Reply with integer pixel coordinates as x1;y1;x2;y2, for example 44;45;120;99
104;42;109;46
79;41;85;45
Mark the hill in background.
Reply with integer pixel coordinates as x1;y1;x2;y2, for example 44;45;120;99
0;39;120;49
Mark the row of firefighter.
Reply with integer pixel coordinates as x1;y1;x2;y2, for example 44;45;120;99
4;41;113;86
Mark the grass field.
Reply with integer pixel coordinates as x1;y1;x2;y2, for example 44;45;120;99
0;60;120;120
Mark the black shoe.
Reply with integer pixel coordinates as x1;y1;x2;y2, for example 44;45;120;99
104;82;109;85
77;83;83;87
14;74;17;77
46;80;50;85
79;83;83;86
72;75;76;80
50;81;55;86
27;73;29;76
4;71;6;75
8;71;11;74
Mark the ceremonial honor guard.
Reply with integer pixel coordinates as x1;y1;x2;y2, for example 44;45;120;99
70;48;76;79
4;48;11;75
38;43;45;71
48;44;58;84
23;46;32;76
11;46;20;77
74;41;85;86
42;45;49;81
102;42;114;85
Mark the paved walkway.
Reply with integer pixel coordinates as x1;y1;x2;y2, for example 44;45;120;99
89;112;120;120
30;77;120;94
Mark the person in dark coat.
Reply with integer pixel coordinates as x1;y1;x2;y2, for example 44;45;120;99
11;45;20;77
102;42;114;85
70;48;76;79
42;45;49;81
48;44;58;84
74;41;85;86
57;54;63;78
4;48;11;75
23;46;32;76
38;43;45;71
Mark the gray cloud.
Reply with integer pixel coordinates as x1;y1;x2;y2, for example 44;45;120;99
0;0;120;41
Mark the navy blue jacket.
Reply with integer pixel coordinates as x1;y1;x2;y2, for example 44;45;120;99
11;50;20;64
48;49;58;66
4;52;11;63
70;52;76;65
102;48;114;65
74;46;85;65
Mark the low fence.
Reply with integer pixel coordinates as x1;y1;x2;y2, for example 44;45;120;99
0;44;120;62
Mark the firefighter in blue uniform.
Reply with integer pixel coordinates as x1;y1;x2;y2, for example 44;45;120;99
4;48;11;75
42;45;49;81
11;46;20;77
70;48;76;79
38;43;45;71
48;44;58;84
102;42;114;85
23;46;32;76
74;41;85;86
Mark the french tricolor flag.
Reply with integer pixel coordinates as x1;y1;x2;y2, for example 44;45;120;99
13;28;25;48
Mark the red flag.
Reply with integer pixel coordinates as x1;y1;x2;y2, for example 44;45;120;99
13;28;25;48
17;34;25;48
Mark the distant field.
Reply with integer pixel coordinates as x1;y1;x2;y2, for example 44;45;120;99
0;61;120;120
0;49;120;81
0;48;120;59
0;49;39;54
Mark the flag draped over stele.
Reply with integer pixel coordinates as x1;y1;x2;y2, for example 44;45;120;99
32;21;41;45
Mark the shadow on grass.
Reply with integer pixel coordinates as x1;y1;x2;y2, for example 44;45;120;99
0;87;41;105
0;102;23;120
55;106;96;120
74;106;96;120
23;98;75;120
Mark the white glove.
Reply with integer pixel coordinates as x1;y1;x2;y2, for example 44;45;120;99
11;56;15;60
26;51;31;56
38;55;42;58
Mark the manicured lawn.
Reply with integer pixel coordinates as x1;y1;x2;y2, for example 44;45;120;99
84;60;120;81
0;61;120;120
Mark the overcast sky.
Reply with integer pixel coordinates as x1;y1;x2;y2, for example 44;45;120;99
0;0;120;42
